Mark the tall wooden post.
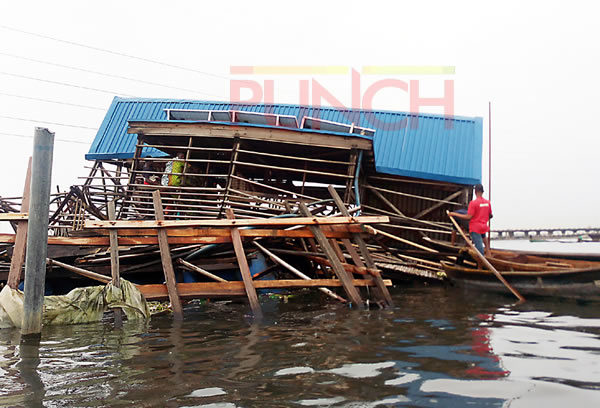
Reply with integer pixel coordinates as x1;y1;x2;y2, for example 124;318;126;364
22;128;54;336
152;190;183;320
108;200;122;327
226;208;263;318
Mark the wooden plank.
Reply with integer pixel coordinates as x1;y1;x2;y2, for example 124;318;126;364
299;203;364;309
226;208;262;318
139;279;392;300
153;190;184;320
84;215;389;229
91;225;363;238
328;184;394;307
107;200;122;326
0;213;28;221
7;157;31;289
128;121;373;150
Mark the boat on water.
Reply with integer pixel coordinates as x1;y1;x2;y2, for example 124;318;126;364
440;248;600;301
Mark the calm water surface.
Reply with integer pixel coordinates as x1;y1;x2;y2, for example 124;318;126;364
1;284;599;408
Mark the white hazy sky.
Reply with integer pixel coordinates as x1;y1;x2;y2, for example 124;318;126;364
0;0;598;229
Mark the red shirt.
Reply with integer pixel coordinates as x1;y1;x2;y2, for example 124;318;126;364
468;197;492;234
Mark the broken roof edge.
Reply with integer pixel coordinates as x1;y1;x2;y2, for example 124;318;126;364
126;119;375;141
108;96;482;123
375;165;481;186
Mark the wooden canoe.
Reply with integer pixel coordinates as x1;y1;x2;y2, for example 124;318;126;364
441;260;600;301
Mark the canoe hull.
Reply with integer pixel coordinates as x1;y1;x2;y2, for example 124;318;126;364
442;262;600;301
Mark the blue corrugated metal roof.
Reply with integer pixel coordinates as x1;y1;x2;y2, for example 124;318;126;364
88;97;482;185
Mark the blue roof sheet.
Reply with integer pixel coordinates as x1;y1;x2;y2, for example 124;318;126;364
88;97;482;185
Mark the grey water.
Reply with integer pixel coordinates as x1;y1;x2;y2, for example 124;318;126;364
1;282;600;408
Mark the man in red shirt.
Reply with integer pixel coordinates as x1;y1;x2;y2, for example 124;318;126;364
449;184;493;254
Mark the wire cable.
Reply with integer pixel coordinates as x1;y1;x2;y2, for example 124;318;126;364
0;71;134;97
0;91;105;110
0;24;229;80
0;115;98;130
0;51;224;98
0;131;90;145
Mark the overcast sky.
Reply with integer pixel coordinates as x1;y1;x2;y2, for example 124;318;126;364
0;0;598;229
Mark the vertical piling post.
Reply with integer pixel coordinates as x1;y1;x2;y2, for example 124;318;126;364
21;128;54;336
108;200;122;327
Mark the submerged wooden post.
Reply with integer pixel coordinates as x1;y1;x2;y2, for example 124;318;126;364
226;208;263;318
298;203;364;309
7;157;32;289
328;185;393;307
22;128;54;336
108;200;122;326
153;190;184;320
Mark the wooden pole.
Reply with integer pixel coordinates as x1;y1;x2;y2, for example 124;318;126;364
108;200;122;326
487;101;492;252
447;211;525;302
22;128;54;336
7;157;32;289
48;259;111;284
298;203;364;309
152;190;184;320
226;208;263;318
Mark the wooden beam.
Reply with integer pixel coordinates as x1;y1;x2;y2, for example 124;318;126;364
299;203;364;309
84;215;389;229
413;189;464;220
138;279;392;301
226;208;262;318
153;190;183;320
7;157;31;289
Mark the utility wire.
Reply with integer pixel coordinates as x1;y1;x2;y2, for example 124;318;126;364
0;91;105;110
0;71;134;97
0;131;90;145
0;24;229;80
0;51;224;98
0;115;98;130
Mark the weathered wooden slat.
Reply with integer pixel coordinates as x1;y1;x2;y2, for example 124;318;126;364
227;208;262;318
0;213;28;221
7;158;32;289
83;215;389;229
139;278;392;300
328;185;394;307
153;190;183;320
299;203;364;309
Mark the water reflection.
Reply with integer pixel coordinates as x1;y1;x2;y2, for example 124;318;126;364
0;288;599;407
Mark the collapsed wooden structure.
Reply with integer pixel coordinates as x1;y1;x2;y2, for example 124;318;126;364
0;101;485;316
